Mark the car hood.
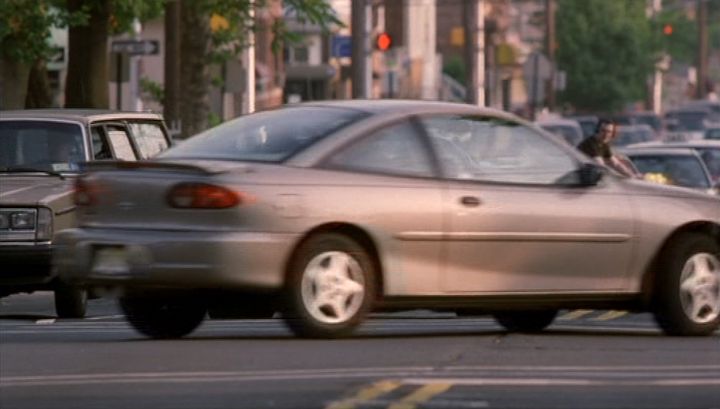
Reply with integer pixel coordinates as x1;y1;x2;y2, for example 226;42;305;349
0;175;74;207
622;177;720;205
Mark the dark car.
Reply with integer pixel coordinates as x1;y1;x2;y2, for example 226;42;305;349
0;109;172;318
612;111;662;135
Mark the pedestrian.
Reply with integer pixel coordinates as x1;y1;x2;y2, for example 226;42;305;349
577;119;638;177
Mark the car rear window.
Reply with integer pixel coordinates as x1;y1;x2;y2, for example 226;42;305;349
159;106;367;163
0;120;85;172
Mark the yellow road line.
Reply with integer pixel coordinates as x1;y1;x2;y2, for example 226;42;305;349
559;309;594;320
387;383;452;409
594;310;628;321
325;380;401;409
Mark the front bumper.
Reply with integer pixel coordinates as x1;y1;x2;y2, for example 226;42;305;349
54;228;299;291
0;243;54;287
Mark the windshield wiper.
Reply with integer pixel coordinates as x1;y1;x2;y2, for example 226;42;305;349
0;166;66;180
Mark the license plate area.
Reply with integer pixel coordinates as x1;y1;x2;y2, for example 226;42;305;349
92;246;130;275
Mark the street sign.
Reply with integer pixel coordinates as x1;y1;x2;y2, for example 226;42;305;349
331;35;352;58
111;39;160;56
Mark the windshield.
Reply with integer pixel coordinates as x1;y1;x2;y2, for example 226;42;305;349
0;120;86;173
630;154;710;188
540;125;582;146
160;106;367;162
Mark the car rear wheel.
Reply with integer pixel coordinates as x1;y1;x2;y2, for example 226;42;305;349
119;291;207;339
282;234;376;338
54;285;87;319
653;233;720;336
493;310;558;333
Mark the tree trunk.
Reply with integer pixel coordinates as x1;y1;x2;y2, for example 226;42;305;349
25;59;53;108
64;0;111;108
180;3;212;138
0;57;31;109
164;0;181;135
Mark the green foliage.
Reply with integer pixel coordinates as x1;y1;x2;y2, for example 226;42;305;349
653;10;697;64
139;76;163;102
556;0;656;112
0;1;61;63
443;55;466;84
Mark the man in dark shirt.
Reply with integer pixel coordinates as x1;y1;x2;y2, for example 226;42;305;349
577;119;637;177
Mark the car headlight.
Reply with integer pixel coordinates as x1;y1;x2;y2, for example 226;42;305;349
36;208;53;240
10;211;35;230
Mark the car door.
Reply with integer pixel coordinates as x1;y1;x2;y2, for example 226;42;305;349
419;115;636;293
323;119;446;295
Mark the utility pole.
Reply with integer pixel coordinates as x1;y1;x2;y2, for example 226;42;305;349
545;0;556;111
463;0;485;106
351;0;372;99
163;0;180;134
242;3;255;114
696;0;708;99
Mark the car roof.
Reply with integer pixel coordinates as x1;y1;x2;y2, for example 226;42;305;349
0;109;164;124
535;118;582;128
621;147;700;156
301;99;513;118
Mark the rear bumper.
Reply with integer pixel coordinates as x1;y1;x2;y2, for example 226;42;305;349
54;228;299;291
0;243;55;289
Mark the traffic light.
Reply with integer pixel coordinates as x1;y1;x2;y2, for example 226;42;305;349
662;23;673;36
376;32;392;51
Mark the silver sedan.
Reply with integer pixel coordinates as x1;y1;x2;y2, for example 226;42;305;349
54;100;720;338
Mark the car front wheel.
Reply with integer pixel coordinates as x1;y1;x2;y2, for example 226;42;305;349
282;234;376;338
119;291;207;339
653;233;720;336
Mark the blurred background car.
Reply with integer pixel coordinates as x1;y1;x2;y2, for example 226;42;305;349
664;107;713;141
621;146;718;195
626;140;720;184
0;109;171;318
705;125;720;140
611;124;657;147
566;115;599;138
535;118;584;146
612;111;663;137
53;100;720;340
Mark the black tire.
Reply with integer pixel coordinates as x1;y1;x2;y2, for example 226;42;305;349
54;285;87;319
493;310;558;333
282;233;376;338
652;233;720;336
119;291;207;339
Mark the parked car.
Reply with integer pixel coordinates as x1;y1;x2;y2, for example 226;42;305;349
0;109;171;318
664;108;712;141
54;100;720;339
535;118;584;146
621;146;718;195
682;100;720;122
611;124;657;147
705;126;720;141
626;140;720;183
612;111;663;136
566;115;599;138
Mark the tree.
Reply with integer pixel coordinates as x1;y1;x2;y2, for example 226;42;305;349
64;0;164;108
556;0;655;113
175;0;340;137
0;1;58;109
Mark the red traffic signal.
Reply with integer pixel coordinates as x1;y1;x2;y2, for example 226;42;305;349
663;24;673;36
376;32;392;51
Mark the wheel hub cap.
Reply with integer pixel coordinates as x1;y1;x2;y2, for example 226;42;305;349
679;252;720;324
301;251;365;324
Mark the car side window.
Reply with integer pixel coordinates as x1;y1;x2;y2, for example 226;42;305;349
128;122;169;159
105;125;137;160
326;120;434;177
90;126;113;160
422;116;579;185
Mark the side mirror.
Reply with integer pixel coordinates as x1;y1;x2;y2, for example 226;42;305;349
579;162;604;186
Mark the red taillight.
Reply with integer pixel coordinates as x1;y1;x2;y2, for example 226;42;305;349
166;183;241;209
74;178;100;206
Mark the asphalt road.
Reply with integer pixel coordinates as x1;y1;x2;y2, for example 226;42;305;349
1;293;719;409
